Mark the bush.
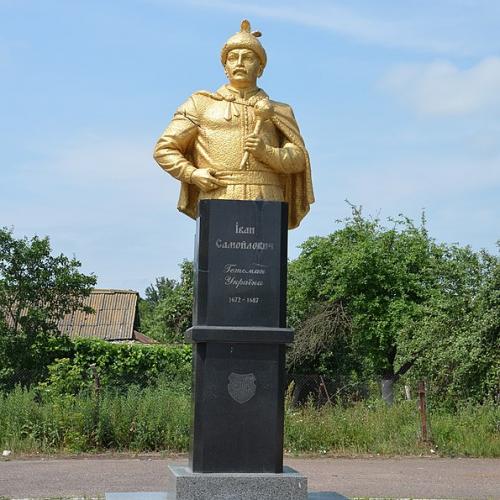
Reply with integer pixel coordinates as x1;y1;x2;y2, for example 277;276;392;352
39;338;192;395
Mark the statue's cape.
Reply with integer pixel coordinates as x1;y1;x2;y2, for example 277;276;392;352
177;89;314;229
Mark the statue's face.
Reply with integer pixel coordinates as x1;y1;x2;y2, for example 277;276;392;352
225;48;263;87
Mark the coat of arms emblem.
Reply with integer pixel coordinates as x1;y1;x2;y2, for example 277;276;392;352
227;372;257;404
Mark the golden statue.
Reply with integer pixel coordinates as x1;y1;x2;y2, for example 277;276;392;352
153;20;314;229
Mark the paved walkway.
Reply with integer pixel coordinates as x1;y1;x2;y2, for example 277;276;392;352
0;456;499;499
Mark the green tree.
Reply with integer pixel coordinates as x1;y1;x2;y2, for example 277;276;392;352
287;208;498;405
139;260;194;343
407;245;499;407
0;227;96;389
144;276;178;306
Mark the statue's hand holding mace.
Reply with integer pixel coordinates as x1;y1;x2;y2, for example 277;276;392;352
240;98;274;168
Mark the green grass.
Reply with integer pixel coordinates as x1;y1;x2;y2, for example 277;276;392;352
0;381;190;453
284;398;500;456
1;386;498;457
285;398;425;455
430;403;500;456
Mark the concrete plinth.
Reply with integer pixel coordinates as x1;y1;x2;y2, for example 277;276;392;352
167;464;308;500
106;494;170;500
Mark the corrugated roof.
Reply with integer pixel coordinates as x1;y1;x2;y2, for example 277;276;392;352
59;289;139;341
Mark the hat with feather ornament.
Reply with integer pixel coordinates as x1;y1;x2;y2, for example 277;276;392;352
221;19;267;68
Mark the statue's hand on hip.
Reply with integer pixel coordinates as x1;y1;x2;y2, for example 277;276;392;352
191;168;225;192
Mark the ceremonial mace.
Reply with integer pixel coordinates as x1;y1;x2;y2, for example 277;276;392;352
240;98;274;168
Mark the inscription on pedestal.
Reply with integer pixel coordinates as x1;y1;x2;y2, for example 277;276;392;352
194;200;288;328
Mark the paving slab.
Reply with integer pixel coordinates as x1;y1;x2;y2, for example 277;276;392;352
0;456;499;499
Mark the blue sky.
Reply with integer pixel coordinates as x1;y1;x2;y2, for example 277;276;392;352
1;0;499;293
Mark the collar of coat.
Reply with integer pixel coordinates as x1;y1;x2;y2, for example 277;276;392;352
195;85;268;107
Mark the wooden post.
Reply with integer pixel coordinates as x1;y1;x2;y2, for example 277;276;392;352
90;363;100;394
319;375;332;404
90;363;101;446
417;380;428;442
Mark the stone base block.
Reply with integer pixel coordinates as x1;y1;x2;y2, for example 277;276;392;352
106;493;170;500
167;464;308;500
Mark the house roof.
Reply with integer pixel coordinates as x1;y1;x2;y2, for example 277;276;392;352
59;289;141;342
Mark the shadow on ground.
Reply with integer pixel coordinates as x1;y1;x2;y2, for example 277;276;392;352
105;492;349;499
105;494;350;500
309;493;349;499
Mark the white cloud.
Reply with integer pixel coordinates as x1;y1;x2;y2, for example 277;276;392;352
381;57;500;116
2;134;191;292
286;152;500;256
148;0;465;54
36;135;155;183
331;155;500;216
306;153;500;251
4;134;179;227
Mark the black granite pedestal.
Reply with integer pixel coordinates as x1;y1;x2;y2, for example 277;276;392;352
187;200;290;474
168;200;308;499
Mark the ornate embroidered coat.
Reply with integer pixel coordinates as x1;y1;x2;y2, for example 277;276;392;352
154;85;314;229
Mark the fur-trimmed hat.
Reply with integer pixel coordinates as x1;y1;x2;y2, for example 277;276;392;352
221;20;267;68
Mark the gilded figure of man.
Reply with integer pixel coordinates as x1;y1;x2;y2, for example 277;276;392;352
153;20;314;229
